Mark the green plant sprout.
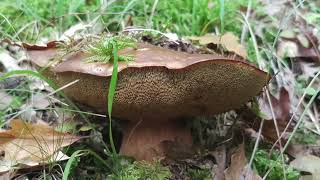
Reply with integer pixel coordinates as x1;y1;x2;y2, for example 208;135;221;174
108;160;172;180
86;35;137;63
253;150;299;180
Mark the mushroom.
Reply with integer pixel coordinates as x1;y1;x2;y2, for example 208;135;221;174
25;41;269;161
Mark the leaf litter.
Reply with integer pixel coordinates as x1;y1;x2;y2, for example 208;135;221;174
0;119;80;173
224;144;261;180
187;32;248;58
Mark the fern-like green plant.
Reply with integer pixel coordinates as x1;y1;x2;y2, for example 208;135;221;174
86;35;137;63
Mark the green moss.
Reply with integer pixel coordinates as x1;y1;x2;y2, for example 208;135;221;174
108;161;171;180
253;150;300;180
187;168;212;180
291;126;317;145
86;35;137;63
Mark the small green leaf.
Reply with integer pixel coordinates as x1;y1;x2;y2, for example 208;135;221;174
297;34;310;48
303;87;317;96
79;124;95;132
280;30;296;39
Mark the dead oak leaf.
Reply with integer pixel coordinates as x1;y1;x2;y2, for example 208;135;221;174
256;87;291;143
187;34;220;45
0;151;69;174
224;144;262;180
187;33;248;58
221;32;248;59
0;119;80;164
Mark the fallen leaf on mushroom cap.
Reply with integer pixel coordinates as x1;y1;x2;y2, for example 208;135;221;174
0;119;80;172
290;155;320;179
224;144;262;180
187;32;247;58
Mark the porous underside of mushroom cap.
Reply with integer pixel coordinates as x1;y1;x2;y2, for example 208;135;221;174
26;42;269;122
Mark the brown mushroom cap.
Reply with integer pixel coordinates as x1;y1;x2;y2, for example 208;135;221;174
26;42;269;122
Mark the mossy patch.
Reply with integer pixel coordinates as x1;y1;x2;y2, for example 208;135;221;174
86;35;137;63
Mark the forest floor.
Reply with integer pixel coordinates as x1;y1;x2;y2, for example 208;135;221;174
0;0;320;179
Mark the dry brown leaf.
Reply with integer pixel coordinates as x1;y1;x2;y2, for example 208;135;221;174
287;140;320;159
0;151;69;174
188;34;220;45
256;87;292;143
290;155;320;179
0;119;79;172
298;62;319;78
224;144;262;180
210;145;226;180
221;32;248;58
187;33;248;58
259;88;290;122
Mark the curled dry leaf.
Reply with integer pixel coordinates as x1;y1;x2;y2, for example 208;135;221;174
1;39;61;51
224;144;262;180
0;119;80;173
277;28;319;62
221;32;248;59
259;88;290;122
256;87;292;143
187;32;248;58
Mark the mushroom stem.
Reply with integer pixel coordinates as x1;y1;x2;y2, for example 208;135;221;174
120;119;193;161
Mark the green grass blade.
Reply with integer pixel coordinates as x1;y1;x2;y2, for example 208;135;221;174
219;0;225;34
107;41;119;155
63;149;111;180
62;150;85;180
